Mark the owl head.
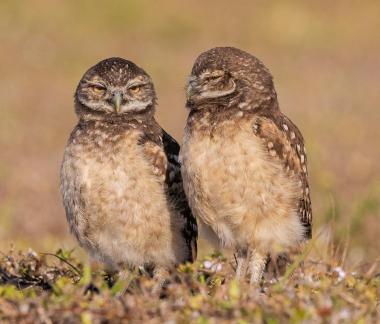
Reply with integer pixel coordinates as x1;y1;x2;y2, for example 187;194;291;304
75;57;157;119
186;47;277;111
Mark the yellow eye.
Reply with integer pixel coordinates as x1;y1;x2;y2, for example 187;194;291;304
89;83;106;94
93;87;105;94
129;85;141;94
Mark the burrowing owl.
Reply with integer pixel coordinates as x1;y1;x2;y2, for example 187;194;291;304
181;47;311;283
60;58;197;280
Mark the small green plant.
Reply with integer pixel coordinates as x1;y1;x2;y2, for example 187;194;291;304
0;248;378;322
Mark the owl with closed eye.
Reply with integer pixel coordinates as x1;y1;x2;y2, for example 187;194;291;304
60;58;197;282
181;47;312;284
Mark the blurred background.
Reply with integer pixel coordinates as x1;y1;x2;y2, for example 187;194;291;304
0;0;379;267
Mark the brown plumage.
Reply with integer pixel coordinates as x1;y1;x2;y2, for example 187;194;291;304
60;58;197;281
181;47;311;283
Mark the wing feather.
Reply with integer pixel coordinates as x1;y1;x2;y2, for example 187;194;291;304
162;131;198;261
254;111;312;238
140;127;198;261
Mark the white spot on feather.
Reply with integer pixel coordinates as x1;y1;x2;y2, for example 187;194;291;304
238;102;249;109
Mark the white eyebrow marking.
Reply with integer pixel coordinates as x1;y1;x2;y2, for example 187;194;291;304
85;80;107;87
199;69;224;79
283;124;289;131
209;71;224;78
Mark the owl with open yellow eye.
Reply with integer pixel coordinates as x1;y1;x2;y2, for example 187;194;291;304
60;58;197;283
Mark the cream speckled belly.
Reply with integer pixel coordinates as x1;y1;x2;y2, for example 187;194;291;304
181;120;304;252
62;130;186;269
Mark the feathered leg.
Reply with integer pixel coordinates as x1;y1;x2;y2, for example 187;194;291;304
152;267;170;294
235;248;248;280
248;249;267;284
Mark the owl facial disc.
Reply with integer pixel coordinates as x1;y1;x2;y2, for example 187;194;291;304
75;57;156;117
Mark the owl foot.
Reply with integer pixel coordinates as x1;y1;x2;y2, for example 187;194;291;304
114;269;137;297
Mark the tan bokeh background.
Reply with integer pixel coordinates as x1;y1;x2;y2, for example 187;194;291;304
0;0;379;265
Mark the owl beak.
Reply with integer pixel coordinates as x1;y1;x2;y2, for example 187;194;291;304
112;92;122;114
186;84;194;99
186;77;198;99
